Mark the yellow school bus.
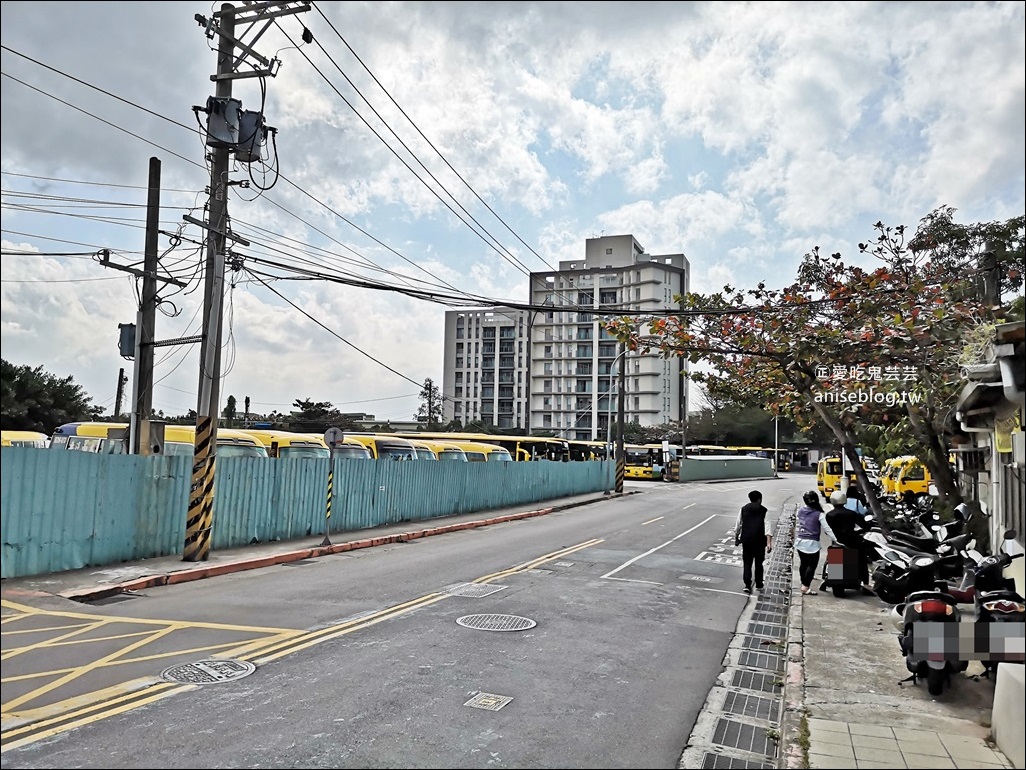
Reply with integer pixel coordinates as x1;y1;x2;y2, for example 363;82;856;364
1;430;49;448
439;439;514;462
237;429;330;459
50;422;268;457
407;438;469;461
344;433;419;461
300;434;374;460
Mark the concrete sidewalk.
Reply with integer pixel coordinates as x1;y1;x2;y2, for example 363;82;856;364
779;560;1018;769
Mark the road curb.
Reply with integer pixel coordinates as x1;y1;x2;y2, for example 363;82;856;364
60;493;629;603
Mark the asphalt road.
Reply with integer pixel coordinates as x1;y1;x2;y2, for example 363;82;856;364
1;477;801;769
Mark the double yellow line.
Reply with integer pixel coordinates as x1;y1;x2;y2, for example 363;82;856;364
1;538;602;751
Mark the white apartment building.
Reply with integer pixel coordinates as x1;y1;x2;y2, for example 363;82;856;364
441;308;530;430
441;234;690;439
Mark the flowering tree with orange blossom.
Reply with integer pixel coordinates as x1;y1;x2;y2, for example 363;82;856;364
607;207;1023;520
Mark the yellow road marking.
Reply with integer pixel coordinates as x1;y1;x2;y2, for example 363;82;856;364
1;538;604;749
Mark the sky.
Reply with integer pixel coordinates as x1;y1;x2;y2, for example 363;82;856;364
2;1;1024;426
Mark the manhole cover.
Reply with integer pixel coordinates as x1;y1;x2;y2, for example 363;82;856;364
160;658;256;684
456;613;537;632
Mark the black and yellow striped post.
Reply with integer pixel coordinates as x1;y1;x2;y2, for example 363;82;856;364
615;454;625;493
184;415;215;562
321;448;334;547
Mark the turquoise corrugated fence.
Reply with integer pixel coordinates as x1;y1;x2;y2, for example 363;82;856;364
1;448;614;579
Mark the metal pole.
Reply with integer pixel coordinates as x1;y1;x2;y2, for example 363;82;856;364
773;415;779;478
615;343;627;493
185;4;234;563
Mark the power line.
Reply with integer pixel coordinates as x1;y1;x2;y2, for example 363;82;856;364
284;14;539;281
310;2;558;274
245;268;448;398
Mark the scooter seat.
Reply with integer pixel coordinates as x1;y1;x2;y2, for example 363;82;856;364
906;589;958;606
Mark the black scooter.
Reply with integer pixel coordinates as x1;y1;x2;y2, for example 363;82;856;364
894;560;971;696
872;533;977;605
972;529;1025;679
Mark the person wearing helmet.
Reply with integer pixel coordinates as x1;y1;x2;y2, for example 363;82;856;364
825;490;876;595
794;490;838;595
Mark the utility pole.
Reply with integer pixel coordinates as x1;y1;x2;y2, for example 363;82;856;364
128;156;161;455
186;5;235;563
114;367;127;419
185;1;310;562
615;342;627;493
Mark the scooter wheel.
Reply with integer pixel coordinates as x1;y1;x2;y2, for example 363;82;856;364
927;668;945;696
873;583;905;605
832;586;845;598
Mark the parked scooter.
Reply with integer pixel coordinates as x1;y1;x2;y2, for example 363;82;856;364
894;577;970;696
871;533;977;605
884;503;970;553
971;529;1025;679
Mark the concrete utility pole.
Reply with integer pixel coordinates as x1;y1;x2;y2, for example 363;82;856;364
114;367;127;419
186;6;236;563
185;1;310;562
130;156;161;455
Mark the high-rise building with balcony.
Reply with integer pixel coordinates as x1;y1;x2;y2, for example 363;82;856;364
441;235;690;438
441;308;530;430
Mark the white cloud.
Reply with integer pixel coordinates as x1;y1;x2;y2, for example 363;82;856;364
2;1;1022;424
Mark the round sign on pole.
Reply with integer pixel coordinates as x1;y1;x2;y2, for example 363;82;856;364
323;426;345;448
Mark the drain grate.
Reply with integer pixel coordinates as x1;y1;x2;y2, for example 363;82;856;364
161;658;256;684
455;613;537;632
464;692;513;711
742;636;784;651
731;669;781;693
738;650;784;673
746;622;785;638
723;691;778;721
701;753;772;769
446;583;508;598
750;611;786;624
712;718;777;757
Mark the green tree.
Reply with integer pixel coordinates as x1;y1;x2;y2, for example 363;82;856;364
0;359;102;432
288;398;355;433
415;378;444;428
223;395;237;427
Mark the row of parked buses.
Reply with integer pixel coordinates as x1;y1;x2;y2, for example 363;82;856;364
33;423;621;464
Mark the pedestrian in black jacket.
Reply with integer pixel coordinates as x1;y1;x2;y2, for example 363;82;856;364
735;490;772;594
824;490;876;595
